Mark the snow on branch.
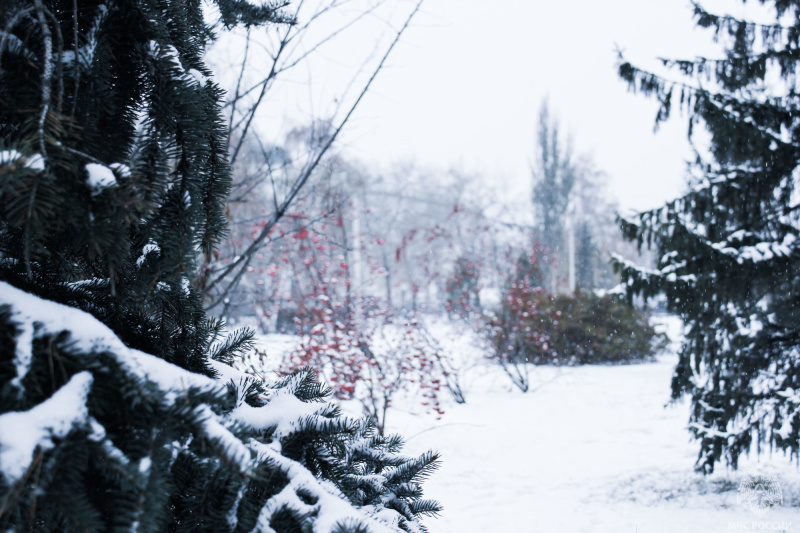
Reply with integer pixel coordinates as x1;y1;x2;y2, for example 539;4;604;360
710;231;797;263
0;150;45;171
1;281;222;399
0;282;436;531
0;371;94;483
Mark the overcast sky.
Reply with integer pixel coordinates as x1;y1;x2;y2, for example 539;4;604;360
219;0;757;213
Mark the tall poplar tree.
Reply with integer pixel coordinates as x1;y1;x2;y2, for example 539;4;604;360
615;1;800;473
0;1;440;530
531;100;576;292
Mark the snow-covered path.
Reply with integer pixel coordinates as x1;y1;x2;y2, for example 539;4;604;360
389;355;800;532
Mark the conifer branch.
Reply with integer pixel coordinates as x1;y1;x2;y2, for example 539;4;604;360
619;57;800;149
0;7;34;69
692;1;796;37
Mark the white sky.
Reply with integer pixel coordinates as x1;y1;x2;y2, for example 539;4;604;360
215;0;763;213
336;0;721;213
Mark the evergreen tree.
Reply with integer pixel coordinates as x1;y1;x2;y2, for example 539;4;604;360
0;1;440;530
615;1;800;472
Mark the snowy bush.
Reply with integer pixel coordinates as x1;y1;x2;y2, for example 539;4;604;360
536;290;667;365
489;252;666;390
281;302;451;433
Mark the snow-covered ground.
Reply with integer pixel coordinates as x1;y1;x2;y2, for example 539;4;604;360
254;317;800;532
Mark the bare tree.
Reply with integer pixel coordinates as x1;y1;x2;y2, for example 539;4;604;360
199;0;426;320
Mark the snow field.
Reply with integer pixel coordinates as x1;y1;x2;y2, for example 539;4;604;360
390;325;800;532
253;316;800;532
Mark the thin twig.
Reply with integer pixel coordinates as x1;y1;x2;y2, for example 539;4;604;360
33;0;53;159
228;4;297;166
42;7;64;114
70;0;80;118
228;26;251;137
205;0;426;310
22;0;56;279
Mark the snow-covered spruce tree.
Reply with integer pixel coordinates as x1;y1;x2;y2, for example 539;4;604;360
0;1;440;531
615;1;800;473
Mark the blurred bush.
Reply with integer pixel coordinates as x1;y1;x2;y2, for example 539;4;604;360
490;284;668;367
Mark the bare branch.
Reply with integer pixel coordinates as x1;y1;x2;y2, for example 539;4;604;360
228;26;291;166
70;0;79;118
33;0;53;158
222;1;385;113
205;0;426;311
227;26;252;137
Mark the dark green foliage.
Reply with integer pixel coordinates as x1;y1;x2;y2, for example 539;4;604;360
0;301;228;532
210;324;256;365
0;296;441;532
0;305;18;392
233;459;290;533
490;251;665;370
331;521;372;533
491;285;666;367
615;0;800;472
263;371;443;532
267;372;442;528
541;290;667;365
0;0;440;531
268;507;310;533
0;0;289;374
